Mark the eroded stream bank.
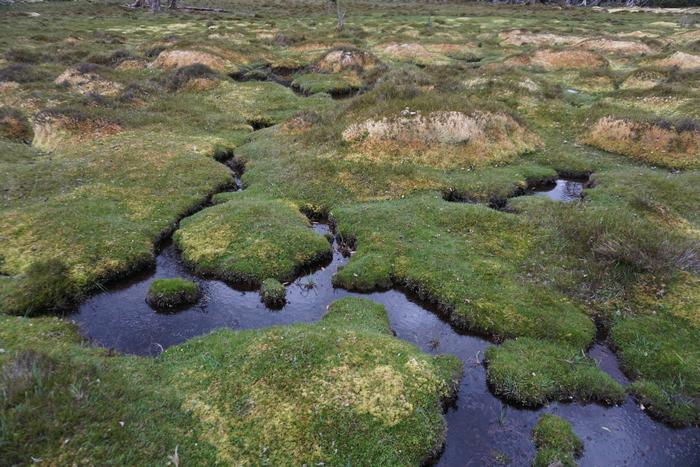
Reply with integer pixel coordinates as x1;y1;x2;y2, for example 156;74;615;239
67;222;700;466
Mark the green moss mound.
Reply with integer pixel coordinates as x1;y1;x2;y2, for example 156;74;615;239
532;414;583;467
260;278;286;308
174;196;332;286
485;337;624;407
146;278;200;310
331;193;595;347
610;277;700;427
0;298;463;465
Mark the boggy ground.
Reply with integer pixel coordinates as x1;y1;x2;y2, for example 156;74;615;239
1;0;699;464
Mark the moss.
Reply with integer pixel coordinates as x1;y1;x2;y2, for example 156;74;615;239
0;298;462;465
146;278;200;310
532;414;583;467
174;196;332;286
485;337;624;407
259;278;286;308
331;194;595;347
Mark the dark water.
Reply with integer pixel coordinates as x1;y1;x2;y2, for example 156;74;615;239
67;223;700;466
531;178;587;202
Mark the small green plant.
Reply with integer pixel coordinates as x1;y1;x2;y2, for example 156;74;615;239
146;278;200;310
532;414;583;467
260;278;286;308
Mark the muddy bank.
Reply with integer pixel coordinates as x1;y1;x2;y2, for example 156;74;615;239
67;222;700;466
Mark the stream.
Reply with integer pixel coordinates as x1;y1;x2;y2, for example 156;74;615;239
67;184;700;466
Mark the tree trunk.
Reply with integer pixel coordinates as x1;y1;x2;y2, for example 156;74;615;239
151;0;160;12
169;0;177;9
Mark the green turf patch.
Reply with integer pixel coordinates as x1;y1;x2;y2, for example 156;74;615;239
485;337;624;407
331;193;595;347
146;278;200;310
259;277;286;308
174;196;332;287
0;297;462;465
532;414;583;467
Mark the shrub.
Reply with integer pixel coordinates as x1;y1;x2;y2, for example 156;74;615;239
260;278;286;308
146;278;200;310
0;64;46;83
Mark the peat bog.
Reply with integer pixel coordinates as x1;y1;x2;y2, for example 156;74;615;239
1;0;700;464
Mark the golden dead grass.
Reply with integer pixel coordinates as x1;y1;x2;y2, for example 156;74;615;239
54;68;123;96
579;38;653;56
506;49;607;71
313;48;382;73
32;112;123;152
341;110;540;169
375;42;449;65
653;52;700;71
499;29;584;47
149;49;234;72
583;116;700;169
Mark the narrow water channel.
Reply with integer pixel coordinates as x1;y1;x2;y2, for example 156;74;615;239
67;221;700;466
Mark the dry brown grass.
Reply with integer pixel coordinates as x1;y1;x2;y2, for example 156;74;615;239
653;52;700;71
499;29;583;47
149;49;233;72
32;111;123;151
583;116;700;169
579;38;653;56
341;110;540;169
54;68;123;96
313;48;381;73
506;49;607;71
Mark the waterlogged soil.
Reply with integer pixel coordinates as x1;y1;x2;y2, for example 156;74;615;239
68;223;700;466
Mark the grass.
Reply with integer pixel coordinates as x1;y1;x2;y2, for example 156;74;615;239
532;414;583;467
146;278;200;310
485;337;624;407
610;273;700;426
174;195;332;287
260;277;286;308
331;193;595;348
0;297;462;465
0;1;699;462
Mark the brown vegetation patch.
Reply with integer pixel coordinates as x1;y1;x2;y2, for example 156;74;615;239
115;59;147;71
0;108;32;142
149;49;233;72
506;49;607;71
32;110;122;151
313;48;381;73
579;38;653;55
341;110;540;169
54;68;123;96
620;70;665;90
377;43;434;62
583;116;700;169
653;52;700;71
499;29;584;47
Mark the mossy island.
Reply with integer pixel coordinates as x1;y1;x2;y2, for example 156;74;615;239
146;278;200;310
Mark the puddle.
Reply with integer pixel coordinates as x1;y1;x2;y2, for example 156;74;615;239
445;175;591;211
66;222;700;466
531;177;588;202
